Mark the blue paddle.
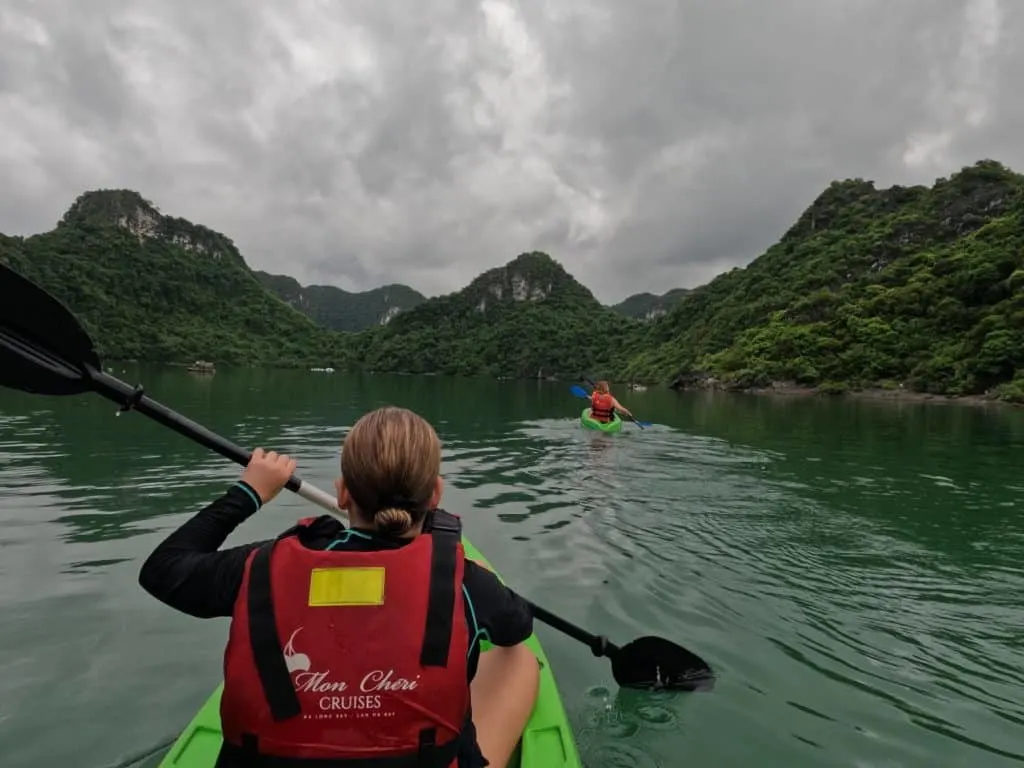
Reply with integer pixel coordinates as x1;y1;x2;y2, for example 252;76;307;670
570;383;652;429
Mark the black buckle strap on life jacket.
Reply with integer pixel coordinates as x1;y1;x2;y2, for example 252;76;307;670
218;729;461;767
415;727;458;768
419;510;462;668
248;540;303;722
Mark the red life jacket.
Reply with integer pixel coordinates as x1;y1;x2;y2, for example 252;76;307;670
591;391;615;422
218;510;470;768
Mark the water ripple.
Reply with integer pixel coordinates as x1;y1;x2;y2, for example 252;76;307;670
443;414;1024;766
2;379;1024;768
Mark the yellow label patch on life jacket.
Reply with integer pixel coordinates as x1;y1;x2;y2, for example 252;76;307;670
307;567;386;607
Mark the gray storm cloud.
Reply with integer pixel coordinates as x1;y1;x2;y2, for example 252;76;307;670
0;0;1018;303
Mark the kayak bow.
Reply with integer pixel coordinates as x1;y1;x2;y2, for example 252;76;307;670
580;407;623;434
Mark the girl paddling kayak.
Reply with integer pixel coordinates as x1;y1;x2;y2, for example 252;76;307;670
580;380;635;432
588;380;634;424
139;406;540;768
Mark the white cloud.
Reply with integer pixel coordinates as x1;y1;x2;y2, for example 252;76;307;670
0;0;1022;303
901;0;1004;172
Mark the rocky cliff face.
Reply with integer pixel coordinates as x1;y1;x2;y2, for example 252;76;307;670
60;189;243;264
463;251;599;314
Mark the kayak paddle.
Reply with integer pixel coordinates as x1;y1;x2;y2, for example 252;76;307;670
529;602;713;691
0;262;714;692
571;383;652;429
0;263;337;512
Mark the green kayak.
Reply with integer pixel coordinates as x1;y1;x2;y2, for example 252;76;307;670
580;407;623;433
158;537;582;768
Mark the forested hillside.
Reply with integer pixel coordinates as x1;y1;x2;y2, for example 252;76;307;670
2;161;1021;402
611;288;690;320
621;160;1024;403
0;190;346;367
351;252;639;378
255;270;424;332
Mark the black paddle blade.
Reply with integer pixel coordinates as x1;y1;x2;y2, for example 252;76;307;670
611;636;716;692
0;263;99;395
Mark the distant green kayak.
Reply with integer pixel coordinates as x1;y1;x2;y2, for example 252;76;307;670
580;407;623;433
158;537;582;768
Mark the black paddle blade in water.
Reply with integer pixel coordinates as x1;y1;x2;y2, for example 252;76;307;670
530;596;714;693
612;636;716;692
0;264;98;395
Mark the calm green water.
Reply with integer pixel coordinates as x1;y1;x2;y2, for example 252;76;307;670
1;368;1023;768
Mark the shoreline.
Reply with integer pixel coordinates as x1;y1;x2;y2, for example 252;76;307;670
680;381;1017;408
102;360;1021;408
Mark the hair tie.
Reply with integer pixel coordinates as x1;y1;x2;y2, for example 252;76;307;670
376;495;420;513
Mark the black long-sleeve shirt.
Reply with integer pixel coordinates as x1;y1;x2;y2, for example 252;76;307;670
138;482;535;685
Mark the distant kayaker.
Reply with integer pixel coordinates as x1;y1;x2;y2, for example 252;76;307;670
590;380;633;423
139;406;539;768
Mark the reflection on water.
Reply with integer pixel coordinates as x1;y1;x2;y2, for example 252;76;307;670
0;368;1023;767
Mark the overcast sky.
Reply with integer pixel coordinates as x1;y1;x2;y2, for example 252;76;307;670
0;0;1019;303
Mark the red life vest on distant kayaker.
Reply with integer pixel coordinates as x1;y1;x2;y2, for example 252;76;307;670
590;391;615;422
218;510;470;767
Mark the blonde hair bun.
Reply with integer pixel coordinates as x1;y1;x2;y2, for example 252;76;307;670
341;407;442;537
373;507;415;536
